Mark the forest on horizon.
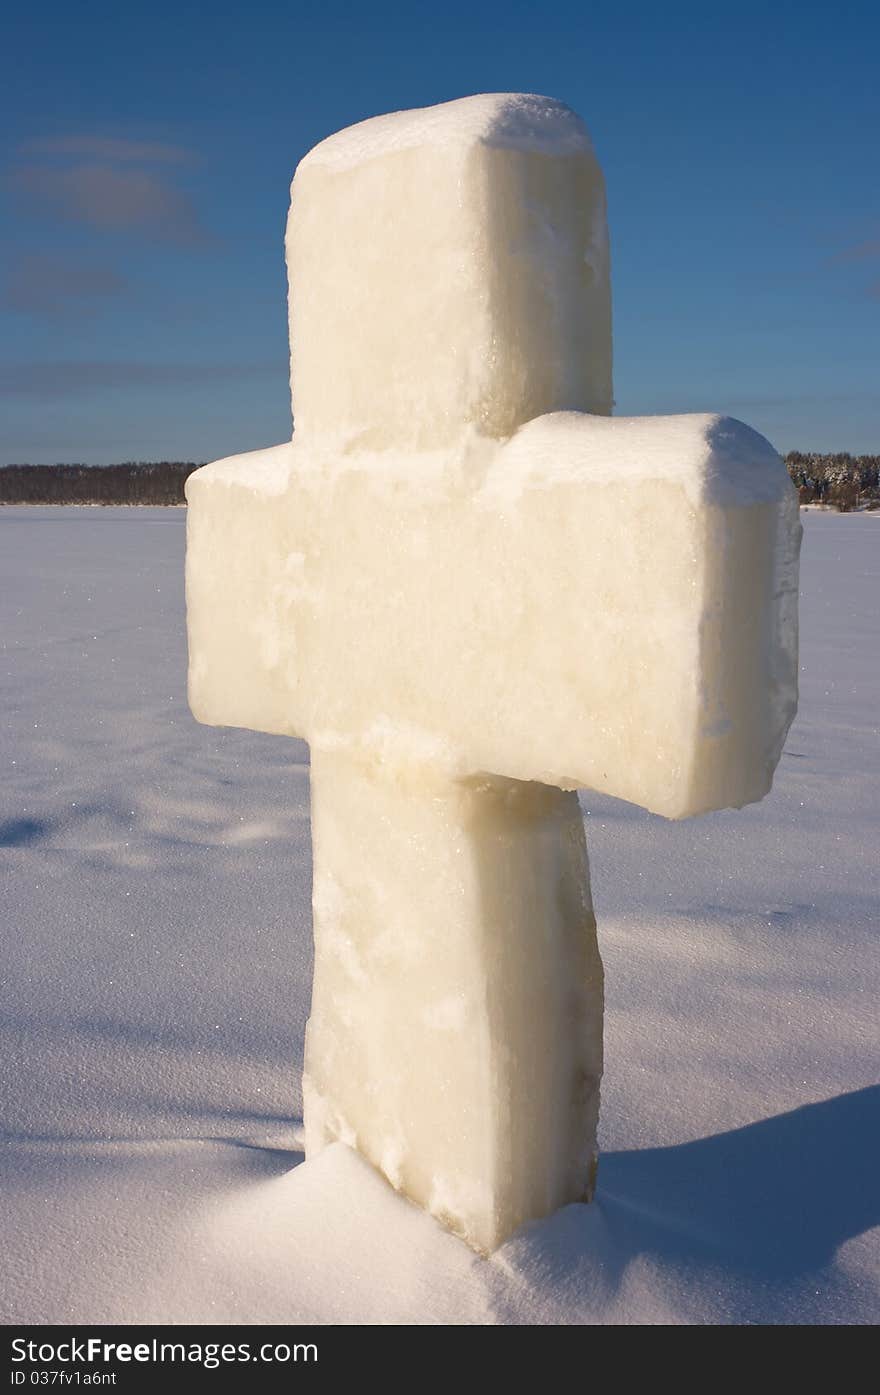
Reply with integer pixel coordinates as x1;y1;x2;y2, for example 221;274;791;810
1;453;879;509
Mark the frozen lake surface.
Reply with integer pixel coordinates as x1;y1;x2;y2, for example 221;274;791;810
1;505;877;1324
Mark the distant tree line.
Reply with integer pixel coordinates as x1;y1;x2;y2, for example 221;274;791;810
786;452;880;511
1;454;879;509
0;461;201;505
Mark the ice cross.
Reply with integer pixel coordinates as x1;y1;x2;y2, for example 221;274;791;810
185;94;801;1254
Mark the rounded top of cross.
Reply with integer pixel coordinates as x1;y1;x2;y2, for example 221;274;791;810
297;92;593;177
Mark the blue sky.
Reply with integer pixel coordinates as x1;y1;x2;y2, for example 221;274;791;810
2;0;877;462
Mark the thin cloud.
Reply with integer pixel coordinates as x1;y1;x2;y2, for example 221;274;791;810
0;361;277;398
622;390;878;417
9;163;206;244
7;130;207;244
4;253;127;318
831;238;880;265
722;391;877;409
827;233;880;299
22;136;192;164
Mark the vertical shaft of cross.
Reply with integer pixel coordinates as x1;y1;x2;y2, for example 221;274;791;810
304;747;604;1253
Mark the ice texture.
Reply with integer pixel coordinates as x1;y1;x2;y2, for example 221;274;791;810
186;415;799;821
286;94;612;447
305;750;603;1253
185;93;801;1252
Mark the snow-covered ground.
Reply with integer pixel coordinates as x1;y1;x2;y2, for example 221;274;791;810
1;505;877;1325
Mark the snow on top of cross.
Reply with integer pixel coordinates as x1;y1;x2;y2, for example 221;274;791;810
192;442;296;498
190;414;790;513
297;93;593;174
485;412;791;510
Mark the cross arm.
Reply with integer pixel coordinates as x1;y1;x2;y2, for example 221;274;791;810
185;411;800;820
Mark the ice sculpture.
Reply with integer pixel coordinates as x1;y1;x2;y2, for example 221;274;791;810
185;94;801;1253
